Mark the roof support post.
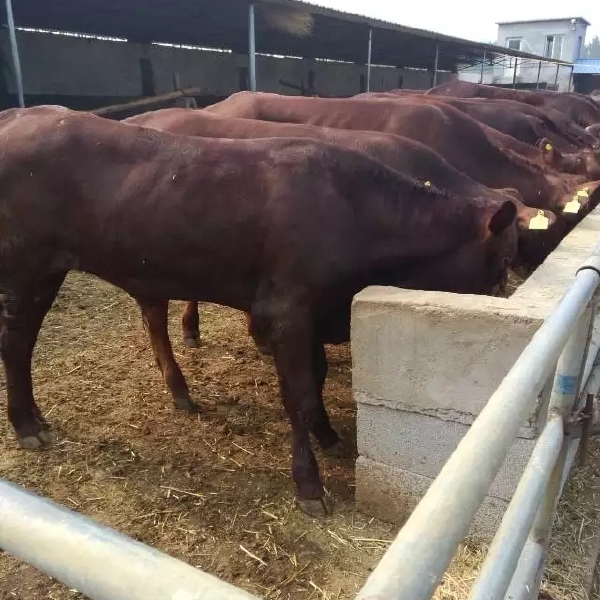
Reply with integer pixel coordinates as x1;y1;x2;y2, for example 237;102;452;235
479;50;486;84
535;60;542;90
432;41;440;87
512;57;518;88
5;0;24;107
366;27;373;92
567;64;574;92
554;63;560;90
248;2;257;92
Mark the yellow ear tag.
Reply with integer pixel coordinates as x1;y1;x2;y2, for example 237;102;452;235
544;143;553;151
577;189;589;197
424;180;431;186
563;198;581;214
529;210;549;230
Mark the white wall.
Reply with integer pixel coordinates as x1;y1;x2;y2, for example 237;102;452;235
490;19;587;91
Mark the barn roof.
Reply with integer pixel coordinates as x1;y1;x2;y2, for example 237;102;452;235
8;0;571;71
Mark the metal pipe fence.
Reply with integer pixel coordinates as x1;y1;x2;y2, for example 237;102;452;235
1;245;600;600
356;242;600;600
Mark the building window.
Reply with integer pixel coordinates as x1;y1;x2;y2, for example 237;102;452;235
505;38;521;68
545;35;563;59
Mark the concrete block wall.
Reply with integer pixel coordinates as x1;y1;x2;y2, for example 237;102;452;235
352;206;600;540
0;29;456;106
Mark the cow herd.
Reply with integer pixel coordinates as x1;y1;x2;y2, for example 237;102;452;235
0;80;599;516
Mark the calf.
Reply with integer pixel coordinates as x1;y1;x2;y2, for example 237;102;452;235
126;108;562;349
0;105;519;515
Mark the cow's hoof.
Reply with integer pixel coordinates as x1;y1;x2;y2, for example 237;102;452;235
173;397;201;413
183;335;200;349
321;439;349;459
18;428;52;450
296;496;331;517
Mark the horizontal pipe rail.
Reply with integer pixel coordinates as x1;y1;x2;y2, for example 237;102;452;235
505;349;600;600
355;259;600;600
468;417;564;600
0;479;260;600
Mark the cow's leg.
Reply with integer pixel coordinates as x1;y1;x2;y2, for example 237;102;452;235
259;304;330;516
246;312;273;356
181;301;200;348
1;273;66;449
137;298;199;412
310;340;345;456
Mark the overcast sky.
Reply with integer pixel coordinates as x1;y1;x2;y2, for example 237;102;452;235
305;1;598;44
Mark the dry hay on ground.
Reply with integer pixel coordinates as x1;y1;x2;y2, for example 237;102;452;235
0;272;596;600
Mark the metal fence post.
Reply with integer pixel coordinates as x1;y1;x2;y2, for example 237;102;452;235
5;0;25;107
432;41;439;87
512;58;518;88
366;27;373;92
554;63;560;90
567;64;574;92
479;50;486;84
536;60;542;90
248;2;257;91
504;301;595;600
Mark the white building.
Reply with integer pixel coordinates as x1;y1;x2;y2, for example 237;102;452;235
461;17;590;91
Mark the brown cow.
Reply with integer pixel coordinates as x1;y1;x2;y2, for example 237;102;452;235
426;81;600;127
355;91;593;151
0;105;520;514
206;92;600;218
425;80;546;105
125;108;562;349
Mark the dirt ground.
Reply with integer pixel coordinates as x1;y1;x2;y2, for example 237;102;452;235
0;272;598;600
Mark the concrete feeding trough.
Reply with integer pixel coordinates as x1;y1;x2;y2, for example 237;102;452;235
351;206;600;540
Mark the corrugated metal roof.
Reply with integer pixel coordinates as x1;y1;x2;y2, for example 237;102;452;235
11;0;571;70
573;59;600;74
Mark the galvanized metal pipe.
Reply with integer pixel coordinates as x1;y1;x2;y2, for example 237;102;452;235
248;2;257;92
354;261;600;600
512;58;518;88
536;61;542;90
471;300;593;600
504;432;583;600
505;344;600;600
4;0;24;107
0;479;260;600
554;63;560;89
366;28;373;92
529;304;593;599
468;417;564;600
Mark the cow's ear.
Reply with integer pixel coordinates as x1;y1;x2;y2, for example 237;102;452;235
488;201;517;236
539;138;561;166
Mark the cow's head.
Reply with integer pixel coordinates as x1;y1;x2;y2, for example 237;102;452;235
539;137;600;181
539;138;586;174
397;200;519;296
510;204;566;268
